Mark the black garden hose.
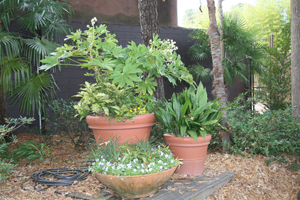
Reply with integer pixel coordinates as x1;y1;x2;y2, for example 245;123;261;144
21;168;90;192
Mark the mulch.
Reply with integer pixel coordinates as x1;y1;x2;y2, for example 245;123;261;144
1;132;299;200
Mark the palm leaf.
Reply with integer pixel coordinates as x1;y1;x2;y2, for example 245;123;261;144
23;37;59;66
0;32;21;62
0;57;28;96
10;72;57;115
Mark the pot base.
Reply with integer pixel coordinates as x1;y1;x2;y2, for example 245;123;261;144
164;134;211;176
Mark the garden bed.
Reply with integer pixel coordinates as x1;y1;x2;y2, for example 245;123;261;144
0;132;299;199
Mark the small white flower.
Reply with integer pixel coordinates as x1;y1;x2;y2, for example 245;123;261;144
118;157;121;161
133;169;137;172
171;160;174;164
95;159;99;162
160;166;163;169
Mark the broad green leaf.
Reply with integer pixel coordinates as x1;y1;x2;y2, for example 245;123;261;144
201;120;218;126
180;125;187;137
187;130;198;141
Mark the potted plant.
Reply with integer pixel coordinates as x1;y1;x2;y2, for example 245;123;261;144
89;138;182;198
155;82;225;175
40;18;194;144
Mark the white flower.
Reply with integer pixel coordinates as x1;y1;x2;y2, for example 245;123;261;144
133;169;137;172
95;159;99;162
137;166;140;169
165;154;169;158
160;166;163;169
141;169;145;173
164;163;167;165
171;160;174;164
118;157;121;161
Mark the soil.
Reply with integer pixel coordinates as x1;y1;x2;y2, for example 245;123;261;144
0;132;299;200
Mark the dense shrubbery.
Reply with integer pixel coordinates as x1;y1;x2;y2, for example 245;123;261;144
216;94;300;168
44;99;93;150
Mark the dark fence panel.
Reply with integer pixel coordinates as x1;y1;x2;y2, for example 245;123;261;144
6;23;246;120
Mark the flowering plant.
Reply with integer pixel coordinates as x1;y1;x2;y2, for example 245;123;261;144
40;18;193;121
89;138;182;177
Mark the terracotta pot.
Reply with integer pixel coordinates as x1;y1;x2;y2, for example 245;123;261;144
164;134;211;176
95;166;177;199
86;113;156;144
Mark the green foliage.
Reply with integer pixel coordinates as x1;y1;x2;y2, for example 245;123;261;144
15;141;53;162
89;138;182;177
0;0;73;115
187;14;264;86
225;94;300;167
182;7;211;29
44;99;93;150
0;159;16;182
239;0;290;46
0;117;34;181
40;18;194;120
222;14;264;86
155;82;225;141
256;21;291;110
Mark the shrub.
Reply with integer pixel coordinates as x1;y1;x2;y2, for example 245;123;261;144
44;99;93;150
0;117;34;182
225;94;300;165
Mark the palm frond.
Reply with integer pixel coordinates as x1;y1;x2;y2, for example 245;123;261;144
0;31;21;62
187;63;212;82
0;57;29;96
23;37;59;66
10;72;57;115
43;18;72;41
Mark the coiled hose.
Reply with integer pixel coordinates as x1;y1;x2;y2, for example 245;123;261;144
21;168;89;191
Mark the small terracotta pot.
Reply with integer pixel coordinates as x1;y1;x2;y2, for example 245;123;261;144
164;134;211;176
86;113;156;144
94;166;177;199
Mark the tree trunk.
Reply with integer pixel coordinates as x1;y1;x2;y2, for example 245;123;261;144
291;0;300;122
217;0;224;59
0;90;6;125
138;0;165;100
206;0;230;153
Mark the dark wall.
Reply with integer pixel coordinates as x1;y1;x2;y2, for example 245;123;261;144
6;23;247;120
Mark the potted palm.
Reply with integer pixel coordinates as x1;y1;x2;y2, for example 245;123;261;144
40;18;194;144
155;82;225;175
89;138;182;198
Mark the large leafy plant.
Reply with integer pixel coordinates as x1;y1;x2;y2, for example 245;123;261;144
0;0;73;118
40;18;194;120
155;82;225;141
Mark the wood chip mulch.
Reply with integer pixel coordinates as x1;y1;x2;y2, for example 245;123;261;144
0;132;299;200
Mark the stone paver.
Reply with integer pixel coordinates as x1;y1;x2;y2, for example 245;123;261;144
67;171;235;200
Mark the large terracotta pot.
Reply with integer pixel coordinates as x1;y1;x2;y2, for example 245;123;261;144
95;166;177;199
164;134;211;176
86;113;156;144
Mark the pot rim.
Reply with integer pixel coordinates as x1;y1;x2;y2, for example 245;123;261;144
94;165;177;179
